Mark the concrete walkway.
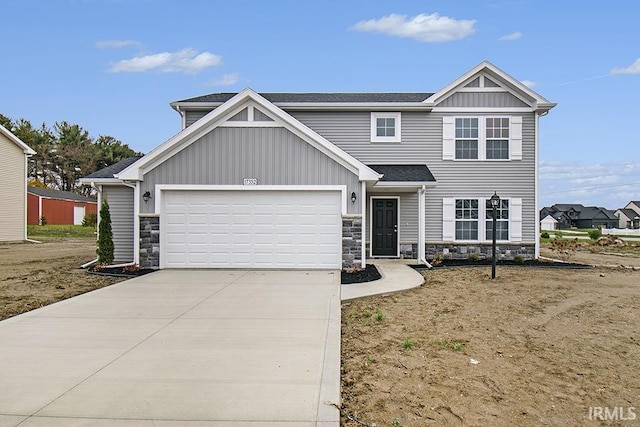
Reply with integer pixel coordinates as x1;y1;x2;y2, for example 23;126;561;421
0;270;341;426
341;260;425;301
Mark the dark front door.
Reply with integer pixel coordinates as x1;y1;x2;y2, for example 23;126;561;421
372;198;398;256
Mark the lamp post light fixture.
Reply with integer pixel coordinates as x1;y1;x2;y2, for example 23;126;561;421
490;192;501;279
351;192;357;203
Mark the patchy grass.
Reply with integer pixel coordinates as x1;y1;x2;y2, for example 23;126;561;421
28;224;96;239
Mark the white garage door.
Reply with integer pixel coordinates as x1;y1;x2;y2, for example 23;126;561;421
161;190;342;269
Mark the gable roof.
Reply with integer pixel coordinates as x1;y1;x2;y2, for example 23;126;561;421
119;89;381;182
28;186;96;203
0;124;36;155
617;208;639;219
83;156;142;179
424;61;556;113
369;165;436;182
175;92;434;105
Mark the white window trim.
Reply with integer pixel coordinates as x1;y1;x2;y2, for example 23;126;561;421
451;196;514;243
371;112;401;143
453;116;512;161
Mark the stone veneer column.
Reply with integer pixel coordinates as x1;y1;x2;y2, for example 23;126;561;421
342;216;362;269
139;215;160;268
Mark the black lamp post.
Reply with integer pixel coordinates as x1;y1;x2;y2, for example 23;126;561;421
490;192;500;279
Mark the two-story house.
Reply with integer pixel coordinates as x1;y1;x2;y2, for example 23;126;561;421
81;61;555;269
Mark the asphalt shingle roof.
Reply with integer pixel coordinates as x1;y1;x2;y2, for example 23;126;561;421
618;208;639;219
369;165;436;182
28;187;95;203
176;92;434;104
83;156;142;179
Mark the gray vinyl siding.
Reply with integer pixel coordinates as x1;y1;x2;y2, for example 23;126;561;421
438;92;529;108
254;108;274;121
142;127;360;214
185;110;210;127
102;185;134;263
228;108;248;121
291;110;537;243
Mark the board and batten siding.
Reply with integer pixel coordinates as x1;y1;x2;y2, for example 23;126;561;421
0;133;27;241
102;185;134;262
291;110;537;243
437;92;529;108
142;127;360;214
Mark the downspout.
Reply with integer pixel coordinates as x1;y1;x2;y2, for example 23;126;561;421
418;185;432;268
360;181;366;269
121;180;140;266
534;111;541;259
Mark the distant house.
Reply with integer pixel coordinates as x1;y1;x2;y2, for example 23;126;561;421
27;187;97;225
614;201;640;229
540;204;617;229
0;124;35;241
540;215;558;230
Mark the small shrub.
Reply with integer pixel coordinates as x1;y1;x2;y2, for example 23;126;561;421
39;215;47;226
402;338;416;350
540;231;550;239
96;200;114;264
431;252;444;267
82;211;98;227
468;252;480;261
588;228;602;240
513;254;525;264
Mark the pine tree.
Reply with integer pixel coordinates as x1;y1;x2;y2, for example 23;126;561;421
96;200;114;264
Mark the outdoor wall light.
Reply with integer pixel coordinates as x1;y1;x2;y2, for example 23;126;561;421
142;191;152;203
351;192;357;203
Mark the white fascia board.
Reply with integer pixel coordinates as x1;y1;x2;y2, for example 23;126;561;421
123;88;382;183
431;107;535;113
171;101;432;112
425;61;555;112
78;177;123;185
0;124;36;154
374;181;437;187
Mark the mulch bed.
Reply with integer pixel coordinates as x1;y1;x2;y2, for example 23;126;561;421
341;264;382;284
412;258;593;270
88;265;156;277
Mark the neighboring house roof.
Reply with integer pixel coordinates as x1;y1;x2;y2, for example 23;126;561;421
541;215;558;223
577;206;617;220
118;89;381;182
541;204;617;221
175;92;435;104
370;165;436;182
616;208;639;219
0;124;36;155
28;186;96;203
551;203;583;212
83;156;142;179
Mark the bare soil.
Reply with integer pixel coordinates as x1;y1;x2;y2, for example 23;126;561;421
341;260;640;426
0;238;126;320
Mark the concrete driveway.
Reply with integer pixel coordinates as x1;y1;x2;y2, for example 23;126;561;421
0;270;341;426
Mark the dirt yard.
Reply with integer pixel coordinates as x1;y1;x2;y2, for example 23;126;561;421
342;260;640;426
0;238;126;320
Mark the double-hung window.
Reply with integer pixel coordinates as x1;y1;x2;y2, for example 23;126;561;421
455;118;478;159
485;199;509;240
444;116;521;161
371;112;401;143
455;199;479;240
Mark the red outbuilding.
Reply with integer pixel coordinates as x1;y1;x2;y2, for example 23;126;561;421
27;186;97;225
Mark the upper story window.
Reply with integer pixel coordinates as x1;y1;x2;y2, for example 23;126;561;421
444;116;522;161
371;112;401;143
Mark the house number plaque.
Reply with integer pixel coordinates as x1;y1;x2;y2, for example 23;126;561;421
243;178;258;185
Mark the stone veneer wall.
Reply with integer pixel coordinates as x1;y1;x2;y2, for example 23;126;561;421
425;243;535;260
139;215;160;268
342;216;362;269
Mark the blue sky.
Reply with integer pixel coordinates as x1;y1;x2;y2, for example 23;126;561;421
1;0;639;210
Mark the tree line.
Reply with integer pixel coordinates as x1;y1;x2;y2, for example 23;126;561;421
1;113;142;197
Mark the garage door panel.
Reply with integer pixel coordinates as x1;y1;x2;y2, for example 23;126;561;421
162;190;342;269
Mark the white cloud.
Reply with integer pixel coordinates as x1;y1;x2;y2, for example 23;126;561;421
540;161;640;209
521;80;537;88
109;48;222;74
207;73;239;87
498;31;522;41
351;13;476;43
610;58;640;75
96;39;141;49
